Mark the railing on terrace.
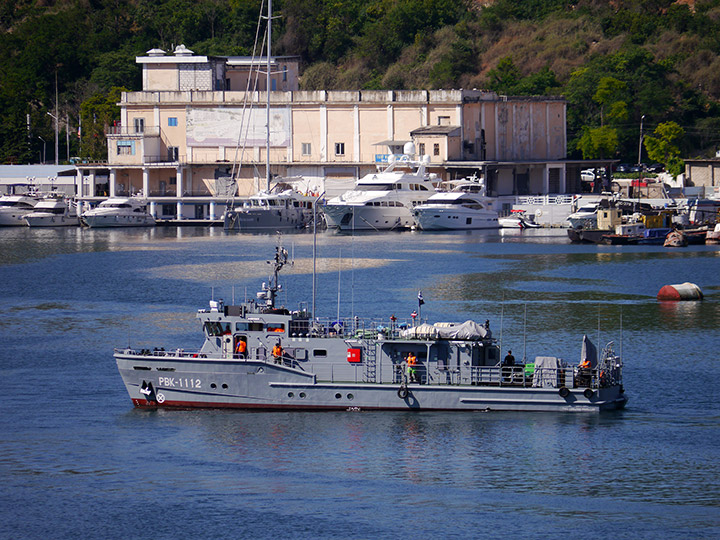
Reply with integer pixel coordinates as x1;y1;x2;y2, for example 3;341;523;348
107;126;160;137
516;194;575;205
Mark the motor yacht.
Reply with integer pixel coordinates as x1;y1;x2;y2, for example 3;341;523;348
80;196;156;227
323;145;438;230
223;181;318;231
413;177;499;230
0;193;40;226
24;194;78;227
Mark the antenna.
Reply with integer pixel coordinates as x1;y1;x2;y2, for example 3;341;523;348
336;248;342;324
522;303;527;363
232;285;235;305
499;292;505;355
620;306;623;361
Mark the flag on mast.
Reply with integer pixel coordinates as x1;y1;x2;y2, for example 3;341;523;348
418;291;424;306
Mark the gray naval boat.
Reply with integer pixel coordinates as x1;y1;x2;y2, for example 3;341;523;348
115;247;628;412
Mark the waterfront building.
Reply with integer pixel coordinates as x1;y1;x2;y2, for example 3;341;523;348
74;45;609;222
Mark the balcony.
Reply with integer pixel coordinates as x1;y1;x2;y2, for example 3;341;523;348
107;126;160;138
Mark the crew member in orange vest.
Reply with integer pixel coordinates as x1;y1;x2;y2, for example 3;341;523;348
272;342;284;364
407;352;419;383
235;338;247;359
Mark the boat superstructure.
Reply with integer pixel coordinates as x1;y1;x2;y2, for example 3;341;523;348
24;193;78;227
223;182;317;231
115;246;628;413
0;193;40;226
80;196;155;228
413;176;499;230
323;145;438;231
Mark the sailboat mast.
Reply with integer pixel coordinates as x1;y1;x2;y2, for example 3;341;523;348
265;0;272;193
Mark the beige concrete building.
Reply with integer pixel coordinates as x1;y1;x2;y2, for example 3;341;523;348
75;45;595;220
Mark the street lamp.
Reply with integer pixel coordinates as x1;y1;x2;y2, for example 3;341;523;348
38;136;46;164
637;114;646;168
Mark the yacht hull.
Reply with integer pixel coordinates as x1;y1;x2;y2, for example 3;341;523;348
414;208;499;230
323;204;415;230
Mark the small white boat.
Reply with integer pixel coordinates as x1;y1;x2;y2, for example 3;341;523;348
498;211;541;229
413;177;499;230
24;194;78;227
81;197;155;228
0;193;40;226
564;204;598;228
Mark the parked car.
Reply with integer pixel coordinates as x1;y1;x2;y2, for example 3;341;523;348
616;163;631;173
581;169;596;182
630;164;643;173
647;163;664;173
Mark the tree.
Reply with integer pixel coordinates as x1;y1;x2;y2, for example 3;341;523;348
644;121;685;176
79;87;127;160
576;125;619;159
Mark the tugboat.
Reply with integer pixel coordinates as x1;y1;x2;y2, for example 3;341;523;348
115;246;628;412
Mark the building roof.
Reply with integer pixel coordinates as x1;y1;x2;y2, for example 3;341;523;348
0;165;77;181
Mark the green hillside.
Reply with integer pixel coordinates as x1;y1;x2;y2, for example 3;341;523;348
2;0;720;167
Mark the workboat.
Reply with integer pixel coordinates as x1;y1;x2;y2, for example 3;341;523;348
412;176;500;230
0;193;40;226
23;193;78;227
115;246;628;412
80;196;155;228
223;182;317;231
323;144;438;231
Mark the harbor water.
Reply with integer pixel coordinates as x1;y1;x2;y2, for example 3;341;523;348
0;226;718;539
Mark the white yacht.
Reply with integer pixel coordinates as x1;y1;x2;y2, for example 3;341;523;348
80;197;156;228
24;194;78;227
0;193;40;226
223;181;317;231
413;177;499;230
324;145;438;230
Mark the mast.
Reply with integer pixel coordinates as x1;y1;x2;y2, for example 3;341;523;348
265;0;272;193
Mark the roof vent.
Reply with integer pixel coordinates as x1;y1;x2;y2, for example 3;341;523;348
146;48;166;57
174;44;194;57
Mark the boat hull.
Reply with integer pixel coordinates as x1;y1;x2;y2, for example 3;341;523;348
24;213;78;227
81;214;155;227
323;204;415;230
116;352;627;413
414;207;499;230
223;208;309;231
0;209;34;226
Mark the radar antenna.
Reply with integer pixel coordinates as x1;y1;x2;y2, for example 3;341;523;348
263;242;289;308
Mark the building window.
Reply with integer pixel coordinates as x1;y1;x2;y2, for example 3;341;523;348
302;143;312;156
438;116;450;126
169;176;177;186
117;140;135;155
168;117;178;127
433;143;440;156
168;147;179;161
335;142;345;156
418;143;425;156
271;78;277;91
133;118;144;134
283;66;288;82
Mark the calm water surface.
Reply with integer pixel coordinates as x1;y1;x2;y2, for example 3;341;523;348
0;226;718;539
